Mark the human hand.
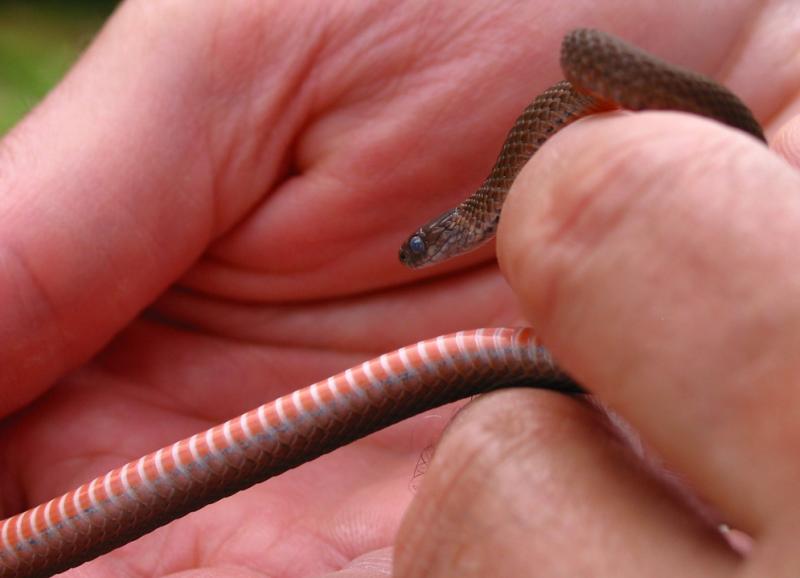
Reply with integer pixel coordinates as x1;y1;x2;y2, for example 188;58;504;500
1;0;796;576
393;5;800;578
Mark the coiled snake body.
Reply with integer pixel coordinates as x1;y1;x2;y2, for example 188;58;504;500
1;29;765;578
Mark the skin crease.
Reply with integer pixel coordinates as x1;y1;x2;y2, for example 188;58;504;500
0;0;799;576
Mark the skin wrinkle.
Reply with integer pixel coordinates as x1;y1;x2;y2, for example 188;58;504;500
319;3;420;100
204;14;322;235
767;82;800;140
0;243;67;395
0;135;23;219
198;6;322;242
773;116;800;168
703;1;763;90
396;431;483;574
285;2;443;175
157;263;514;353
738;3;800;129
215;470;403;578
86;352;235;425
170;10;232;239
415;441;487;571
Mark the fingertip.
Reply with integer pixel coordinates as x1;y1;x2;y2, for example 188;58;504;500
496;111;673;333
496;110;800;528
496;111;772;341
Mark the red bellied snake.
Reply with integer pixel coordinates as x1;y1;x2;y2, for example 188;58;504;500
398;28;765;267
1;28;765;577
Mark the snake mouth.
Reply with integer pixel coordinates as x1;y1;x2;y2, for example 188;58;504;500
398;246;414;267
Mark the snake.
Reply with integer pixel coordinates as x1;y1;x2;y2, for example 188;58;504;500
398;28;765;267
0;29;765;578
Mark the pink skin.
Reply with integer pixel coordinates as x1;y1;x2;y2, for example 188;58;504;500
1;1;799;576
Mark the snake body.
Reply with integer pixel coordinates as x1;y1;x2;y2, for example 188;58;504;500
0;29;764;577
398;28;765;267
0;330;574;578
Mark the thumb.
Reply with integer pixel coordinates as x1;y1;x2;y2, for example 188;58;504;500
0;6;214;414
497;112;800;534
0;3;297;414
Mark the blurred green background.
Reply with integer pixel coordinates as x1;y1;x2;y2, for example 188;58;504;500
0;0;118;134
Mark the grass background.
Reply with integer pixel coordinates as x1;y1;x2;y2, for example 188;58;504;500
0;0;118;134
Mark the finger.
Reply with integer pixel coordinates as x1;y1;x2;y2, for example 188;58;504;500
394;389;739;578
497;112;800;535
0;2;304;413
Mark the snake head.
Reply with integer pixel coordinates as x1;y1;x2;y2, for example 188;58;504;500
399;208;474;269
398;233;438;269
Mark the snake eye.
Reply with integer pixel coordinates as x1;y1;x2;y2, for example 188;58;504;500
408;235;426;255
